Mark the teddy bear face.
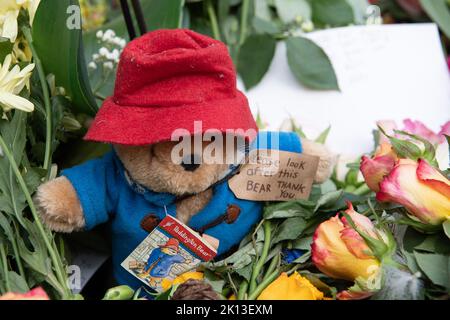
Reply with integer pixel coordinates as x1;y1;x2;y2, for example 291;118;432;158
114;139;231;196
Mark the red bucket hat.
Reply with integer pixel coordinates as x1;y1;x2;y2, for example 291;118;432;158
85;29;258;145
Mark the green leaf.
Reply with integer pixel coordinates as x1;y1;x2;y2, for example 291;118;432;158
414;233;450;255
419;0;450;39
255;0;273;21
263;200;314;219
235;262;253;281
274;0;311;23
443;220;450;239
286;36;339;90
272;217;307;243
414;251;450;290
252;16;280;35
24;167;46;194
203;269;225;293
207;241;262;271
313;190;344;212
0;111;28;226
311;0;355;26
315;125;331;144
389;137;422;160
142;0;184;31
394;129;437;164
32;0;97;115
7;271;29;293
0;37;13;62
292;235;312;250
238;34;276;89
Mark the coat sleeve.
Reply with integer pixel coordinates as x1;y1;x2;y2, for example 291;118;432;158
61;151;119;230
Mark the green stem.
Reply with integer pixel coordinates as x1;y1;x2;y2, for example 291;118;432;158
0;135;70;298
239;0;250;45
206;0;221;41
0;243;11;292
8;174;26;279
262;254;279;283
10;221;25;279
247;270;280;300
237;280;248;300
249;220;271;294
353;183;371;196
22;27;52;176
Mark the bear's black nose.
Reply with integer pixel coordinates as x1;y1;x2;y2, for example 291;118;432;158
181;154;201;172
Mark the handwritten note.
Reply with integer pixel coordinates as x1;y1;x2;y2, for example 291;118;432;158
228;150;319;201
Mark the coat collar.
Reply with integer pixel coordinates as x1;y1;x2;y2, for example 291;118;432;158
112;152;178;207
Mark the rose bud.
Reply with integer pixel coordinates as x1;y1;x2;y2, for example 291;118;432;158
377;159;450;225
312;202;381;282
360;142;397;192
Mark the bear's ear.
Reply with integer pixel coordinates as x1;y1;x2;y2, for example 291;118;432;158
299;138;337;184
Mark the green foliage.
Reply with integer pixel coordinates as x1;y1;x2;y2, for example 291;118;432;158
419;0;450;39
32;0;98;116
237;34;276;89
286;36;340;90
274;0;311;23
310;0;355;27
0;37;13;62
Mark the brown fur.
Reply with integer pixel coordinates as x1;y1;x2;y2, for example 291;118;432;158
34;176;85;232
176;189;213;224
301;139;337;184
115;142;229;196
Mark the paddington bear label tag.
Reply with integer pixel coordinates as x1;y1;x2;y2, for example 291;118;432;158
228;149;319;201
121;215;217;292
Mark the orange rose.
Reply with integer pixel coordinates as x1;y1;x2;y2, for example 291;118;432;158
377;159;450;225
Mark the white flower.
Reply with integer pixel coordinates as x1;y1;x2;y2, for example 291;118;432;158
0;0;41;42
88;61;97;70
26;0;41;25
96;30;104;39
0;54;35;112
102;29;115;42
99;47;109;57
103;61;113;70
111;49;120;61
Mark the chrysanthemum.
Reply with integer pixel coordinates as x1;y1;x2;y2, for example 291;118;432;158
0;54;35;112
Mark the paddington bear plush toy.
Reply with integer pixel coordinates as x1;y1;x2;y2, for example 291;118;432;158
35;29;334;290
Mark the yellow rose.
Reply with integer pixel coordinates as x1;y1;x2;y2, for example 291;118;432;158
311;202;381;282
160;271;204;292
257;272;324;300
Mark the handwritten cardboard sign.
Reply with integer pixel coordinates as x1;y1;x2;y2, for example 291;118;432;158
228;149;319;201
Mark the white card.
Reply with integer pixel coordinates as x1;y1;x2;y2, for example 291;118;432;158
241;24;450;156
